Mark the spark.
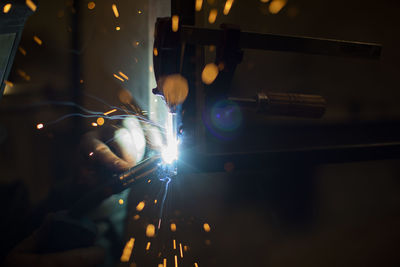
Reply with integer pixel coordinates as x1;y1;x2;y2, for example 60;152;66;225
154;48;159;56
133;214;140;220
112;4;119;18
36;123;44;130
173;239;176;249
118;199;124;205
26;0;37;11
172;15;179;32
179;243;183;258
184;245;188;252
92;122;98;127
195;0;203;11
148;179;151;183
138;10;142;14
223;0;234;15
195;263;199;267
116;26;121;31
3;4;12;13
146;242;151;251
104;109;117;115
158;264;163;267
113;73;124;82
97;117;105;125
170;223;177;232
5;80;13;87
146;224;155;237
163;258;167;267
154;199;158;204
201;63;219;85
203;223;211;232
88;2;95;9
208;9;217;24
80;79;84;83
33;36;42;45
17;69;31;81
175;255;178;267
136;201;145;211
119;71;129;80
89;152;94;156
120;238;135;262
269;0;287;14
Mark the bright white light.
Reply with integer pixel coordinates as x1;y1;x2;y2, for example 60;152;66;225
162;112;178;164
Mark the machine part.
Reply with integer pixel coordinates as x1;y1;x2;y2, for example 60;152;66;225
230;92;326;118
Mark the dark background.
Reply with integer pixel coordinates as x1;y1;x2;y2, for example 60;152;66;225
1;0;400;266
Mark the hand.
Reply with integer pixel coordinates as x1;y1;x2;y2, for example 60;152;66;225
78;116;164;186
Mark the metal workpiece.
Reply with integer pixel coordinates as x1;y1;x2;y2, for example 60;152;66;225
117;155;162;187
230;92;326;118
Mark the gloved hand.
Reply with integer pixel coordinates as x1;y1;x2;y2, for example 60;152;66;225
78;116;164;187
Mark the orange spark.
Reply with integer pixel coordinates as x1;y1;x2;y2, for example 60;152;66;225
195;0;203;11
174;255;178;267
118;199;124;205
154;199;158;204
173;239;176;249
163;258;167;267
89;152;94;156
3;3;12;13
146;224;155;237
112;4;119;18
104;109;117;115
208;9;217;24
269;0;287;14
120;238;135;262
113;73;124;82
203;223;211;232
136;201;145;211
172;15;179;32
201;63;219;85
119;71;129;80
153;48;159;56
18;47;27;56
179;243;183;258
33;35;42;45
133;214;140;220
223;0;234;15
5;80;14;87
138;10;142;14
88;2;95;9
195;263;199;267
184;245;188;252
92;122;98;127
146;242;151;251
36;123;44;130
170;223;177;232
115;26;121;31
97;117;105;126
26;0;37;11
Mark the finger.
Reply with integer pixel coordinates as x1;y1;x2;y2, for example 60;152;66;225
108;127;138;167
142;124;165;151
121;117;146;161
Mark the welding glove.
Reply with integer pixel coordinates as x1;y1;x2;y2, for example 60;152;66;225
79;116;164;186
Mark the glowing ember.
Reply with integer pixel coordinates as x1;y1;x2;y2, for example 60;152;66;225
118;199;124;205
163;258;167;267
92;122;98;127
174;255;178;267
3;4;12;13
97;117;105;126
146;224;155;237
269;0;287;14
170;223;177;232
201;63;219;85
138;10;142;14
223;0;234;15
26;0;37;12
173;239;176;249
89;152;94;156
136;201;145;211
112;4;119;18
88;2;95;9
195;263;199;267
120;238;135;262
146;242;151;250
154;48;159;56
104;109;117;115
179;243;183;258
133;214;140;220
33;35;42;45
113;73;124;82
36;123;44;130
195;0;203;11
172;15;179;32
208;9;217;24
203;223;211;232
154;199;158;204
115;26;121;31
119;71;129;80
